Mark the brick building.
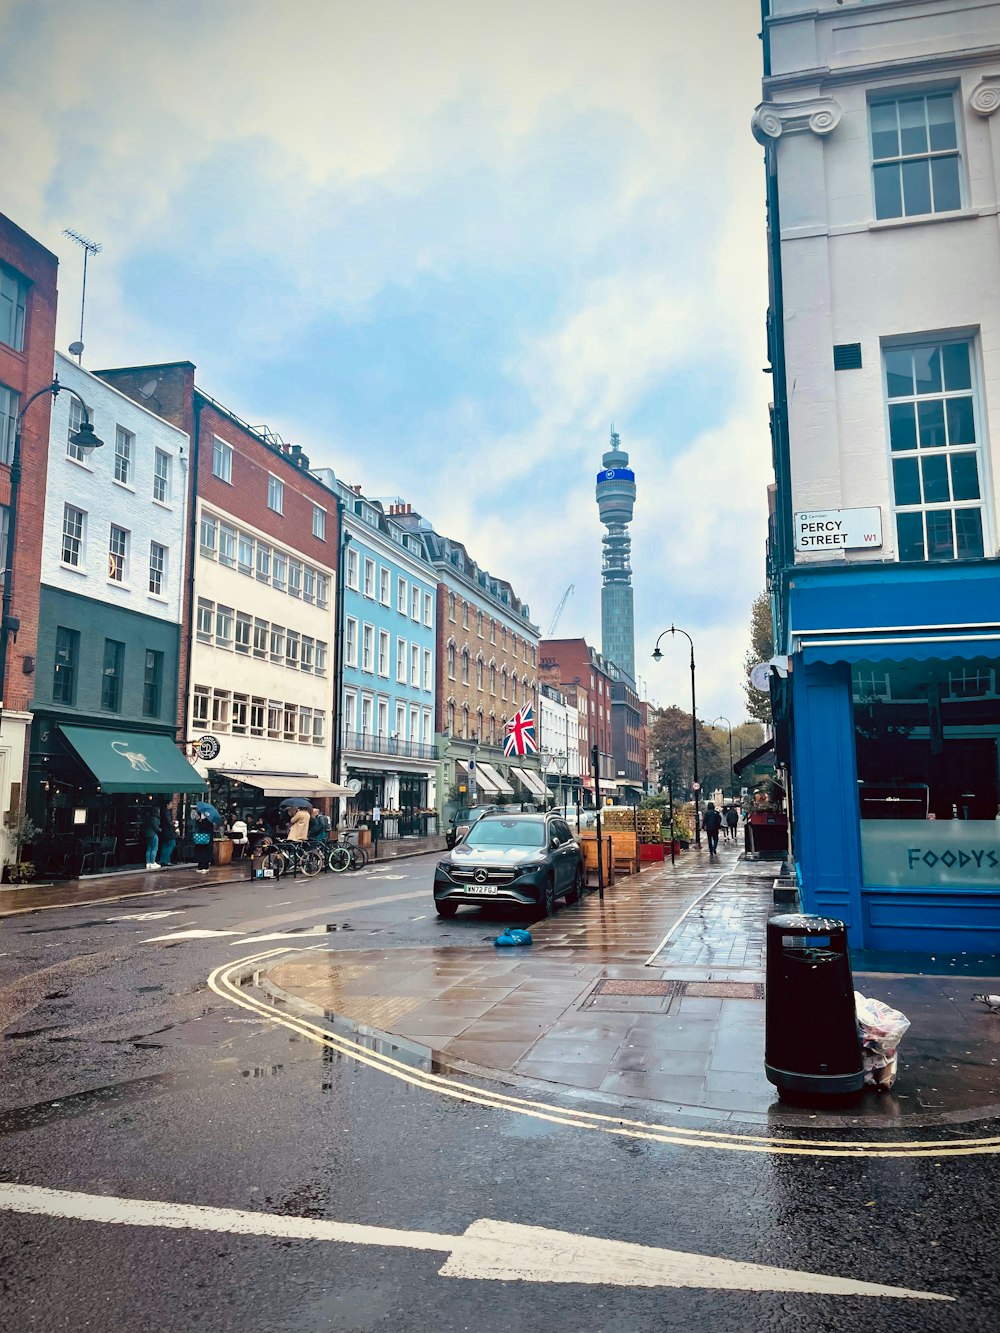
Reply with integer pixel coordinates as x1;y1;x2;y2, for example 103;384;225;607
0;213;58;867
539;637;616;800
394;510;545;812
96;362;343;814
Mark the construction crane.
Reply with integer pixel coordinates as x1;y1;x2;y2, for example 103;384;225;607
546;584;575;638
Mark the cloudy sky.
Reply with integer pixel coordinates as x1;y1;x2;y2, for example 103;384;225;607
1;0;772;721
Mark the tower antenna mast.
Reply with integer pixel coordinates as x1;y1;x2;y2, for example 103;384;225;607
62;228;103;364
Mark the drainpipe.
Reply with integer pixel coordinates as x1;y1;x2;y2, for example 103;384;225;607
330;500;350;825
181;394;203;747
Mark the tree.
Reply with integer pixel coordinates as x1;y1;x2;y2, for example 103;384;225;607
649;706;731;801
743;592;774;725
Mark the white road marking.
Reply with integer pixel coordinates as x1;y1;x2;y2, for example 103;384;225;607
231;931;331;945
143;929;239;942
0;1183;950;1299
210;950;1000;1159
110;910;183;922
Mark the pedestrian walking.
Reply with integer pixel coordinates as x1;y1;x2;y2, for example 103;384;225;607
192;813;215;872
725;804;739;844
158;805;178;866
142;808;161;871
371;801;382;850
704;802;722;856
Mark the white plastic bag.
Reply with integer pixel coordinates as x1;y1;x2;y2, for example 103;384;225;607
855;992;910;1090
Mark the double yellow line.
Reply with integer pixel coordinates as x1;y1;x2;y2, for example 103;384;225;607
209;949;1000;1159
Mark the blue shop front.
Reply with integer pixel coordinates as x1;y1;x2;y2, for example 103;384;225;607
786;562;1000;953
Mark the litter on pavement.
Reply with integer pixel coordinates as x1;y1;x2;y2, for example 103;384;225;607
855;992;911;1091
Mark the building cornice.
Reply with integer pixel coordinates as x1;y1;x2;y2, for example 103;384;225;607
762;44;1000;95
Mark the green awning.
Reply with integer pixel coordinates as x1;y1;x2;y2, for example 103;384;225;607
60;725;207;794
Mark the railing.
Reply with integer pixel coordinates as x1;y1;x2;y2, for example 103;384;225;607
341;729;437;760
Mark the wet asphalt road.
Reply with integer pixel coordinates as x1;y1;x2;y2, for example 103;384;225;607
1;859;998;1332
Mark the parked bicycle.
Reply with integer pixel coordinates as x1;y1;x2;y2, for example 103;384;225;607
255;837;326;879
327;837;368;873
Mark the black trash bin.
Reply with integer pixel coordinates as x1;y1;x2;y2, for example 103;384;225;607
765;913;864;1096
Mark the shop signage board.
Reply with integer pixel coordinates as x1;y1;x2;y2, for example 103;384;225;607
794;507;882;552
861;821;1000;888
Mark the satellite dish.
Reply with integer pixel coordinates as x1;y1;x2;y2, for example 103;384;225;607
139;379;159;398
68;341;84;357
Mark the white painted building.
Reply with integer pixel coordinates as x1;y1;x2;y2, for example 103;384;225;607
756;0;1000;951
539;681;577;800
42;354;188;620
188;500;337;784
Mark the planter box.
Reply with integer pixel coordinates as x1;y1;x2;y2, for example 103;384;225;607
213;838;233;866
639;843;665;862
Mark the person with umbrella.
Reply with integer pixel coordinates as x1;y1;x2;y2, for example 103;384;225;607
281;797;311;842
192;801;220;873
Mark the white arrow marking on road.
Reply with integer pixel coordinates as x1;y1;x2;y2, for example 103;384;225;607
110;910;183;922
143;929;239;942
0;1183;951;1300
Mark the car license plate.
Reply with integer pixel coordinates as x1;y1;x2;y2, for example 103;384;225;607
465;885;498;894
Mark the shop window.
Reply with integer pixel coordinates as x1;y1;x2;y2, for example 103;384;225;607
885;339;986;561
854;656;1000;889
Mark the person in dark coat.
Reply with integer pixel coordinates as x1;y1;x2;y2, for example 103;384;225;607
703;802;722;856
158;806;178;866
724;804;739;842
143;810;161;871
193;814;215;873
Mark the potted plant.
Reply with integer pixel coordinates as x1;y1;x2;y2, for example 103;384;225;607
2;813;40;884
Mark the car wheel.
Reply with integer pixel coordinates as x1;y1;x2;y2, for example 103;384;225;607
565;864;584;904
435;899;458;918
543;874;556;917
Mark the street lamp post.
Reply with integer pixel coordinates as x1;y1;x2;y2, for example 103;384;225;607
712;715;734;799
1;377;103;733
651;625;701;846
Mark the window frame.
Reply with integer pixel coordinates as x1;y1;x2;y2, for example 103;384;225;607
869;88;964;222
52;626;79;705
882;333;991;563
267;473;284;513
148;541;167;596
153;448;171;504
113;426;134;487
212;437;233;483
312;504;326;540
108;524;129;584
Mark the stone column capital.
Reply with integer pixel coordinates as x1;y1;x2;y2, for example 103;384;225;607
970;75;1000;118
752;97;842;145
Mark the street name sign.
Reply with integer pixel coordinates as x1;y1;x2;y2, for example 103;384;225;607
794;507;882;552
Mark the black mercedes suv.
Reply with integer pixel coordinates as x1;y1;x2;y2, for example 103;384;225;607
433;812;585;917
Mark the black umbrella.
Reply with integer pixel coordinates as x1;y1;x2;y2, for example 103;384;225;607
279;797;313;810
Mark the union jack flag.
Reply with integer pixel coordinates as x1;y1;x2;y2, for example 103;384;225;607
503;702;537;757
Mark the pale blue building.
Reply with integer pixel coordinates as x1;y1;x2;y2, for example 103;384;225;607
313;473;439;834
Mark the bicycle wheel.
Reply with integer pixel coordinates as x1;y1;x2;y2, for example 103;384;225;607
299;847;325;877
327;846;352;873
350;844;369;870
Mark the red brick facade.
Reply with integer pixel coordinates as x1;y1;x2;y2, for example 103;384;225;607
0;214;59;720
539;637;615;779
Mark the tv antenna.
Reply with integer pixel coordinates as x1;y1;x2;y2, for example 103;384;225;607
62;228;103;364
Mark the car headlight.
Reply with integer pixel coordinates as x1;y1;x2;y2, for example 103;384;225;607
436;860;453;874
516;863;542;876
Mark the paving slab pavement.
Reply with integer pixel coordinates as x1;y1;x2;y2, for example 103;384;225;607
261;842;1000;1127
